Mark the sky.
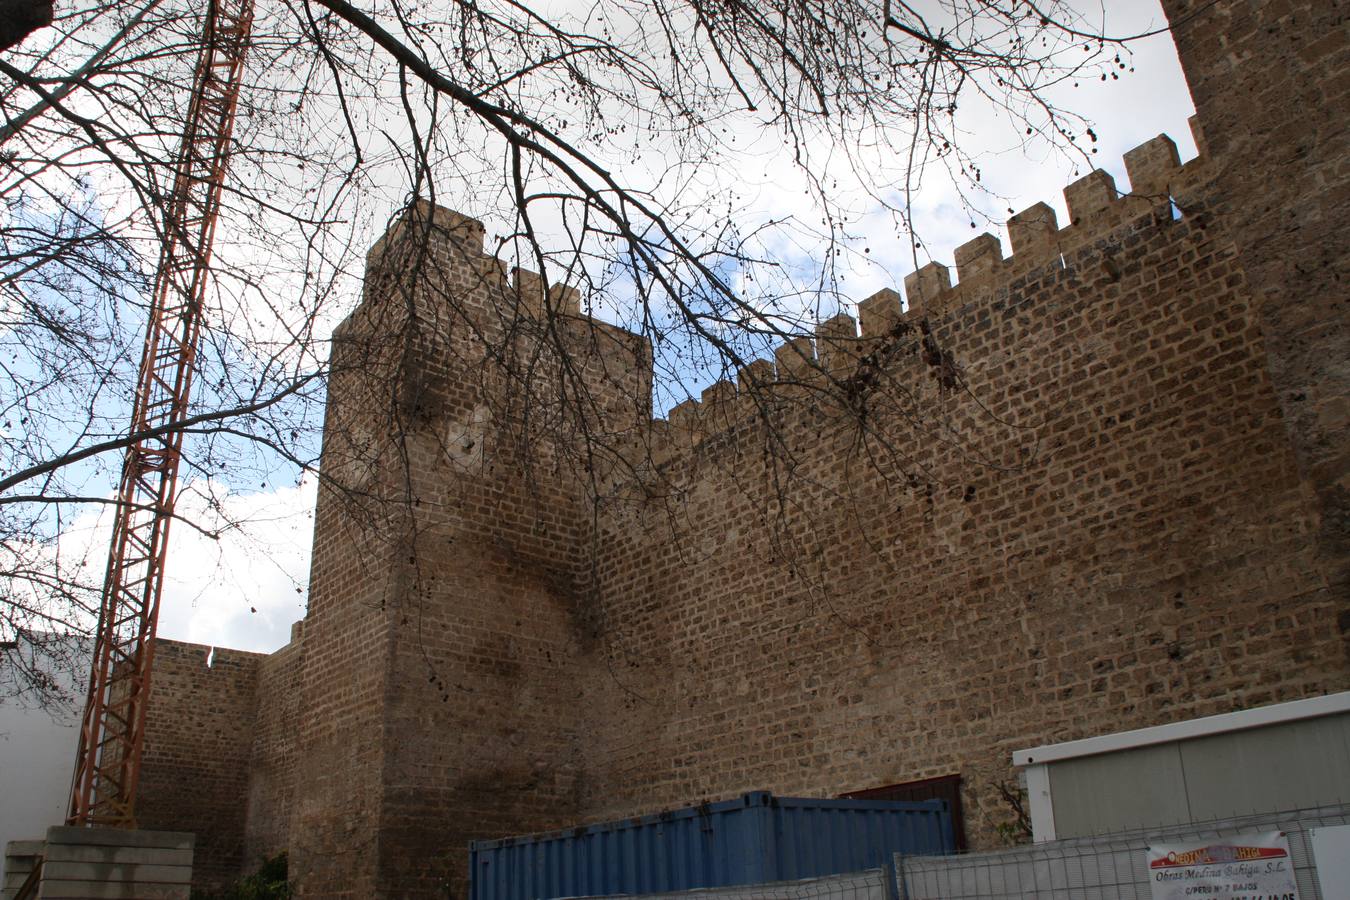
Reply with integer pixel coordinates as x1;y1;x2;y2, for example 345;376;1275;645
51;0;1201;657
50;478;315;653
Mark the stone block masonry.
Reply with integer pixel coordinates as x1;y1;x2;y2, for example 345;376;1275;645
129;1;1348;896
134;640;262;893
1161;0;1350;624
578;138;1342;846
242;622;304;870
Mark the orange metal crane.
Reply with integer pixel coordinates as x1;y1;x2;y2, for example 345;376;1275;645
68;0;255;827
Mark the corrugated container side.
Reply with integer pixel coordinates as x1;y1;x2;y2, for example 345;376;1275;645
469;793;954;900
765;796;953;882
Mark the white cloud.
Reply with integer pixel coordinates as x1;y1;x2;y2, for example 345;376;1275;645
156;478;314;653
49;478;314;655
738;0;1200;311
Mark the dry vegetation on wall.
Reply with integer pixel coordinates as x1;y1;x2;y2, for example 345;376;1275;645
0;0;1177;705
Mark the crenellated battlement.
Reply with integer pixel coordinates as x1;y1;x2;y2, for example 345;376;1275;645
635;121;1213;469
351;121;1213;484
361;200;607;326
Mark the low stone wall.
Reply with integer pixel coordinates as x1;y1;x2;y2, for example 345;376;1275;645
136;640;263;892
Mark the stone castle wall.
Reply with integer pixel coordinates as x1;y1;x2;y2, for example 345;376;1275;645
243;623;304;868
133;1;1348;895
1161;0;1349;603
134;640;262;892
573;132;1342;847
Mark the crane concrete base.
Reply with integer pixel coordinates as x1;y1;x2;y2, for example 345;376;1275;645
3;826;194;899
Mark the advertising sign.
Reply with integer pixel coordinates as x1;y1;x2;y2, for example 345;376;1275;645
1146;831;1298;900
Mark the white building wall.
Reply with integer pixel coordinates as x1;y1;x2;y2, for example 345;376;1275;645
0;638;83;881
0;699;78;860
1015;692;1350;841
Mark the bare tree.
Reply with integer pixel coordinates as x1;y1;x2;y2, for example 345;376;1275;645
0;0;1156;705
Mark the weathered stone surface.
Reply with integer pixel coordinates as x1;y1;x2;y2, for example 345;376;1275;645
132;643;258;893
1162;0;1350;604
129;4;1349;897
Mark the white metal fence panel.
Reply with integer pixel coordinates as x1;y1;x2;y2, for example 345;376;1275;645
898;803;1350;899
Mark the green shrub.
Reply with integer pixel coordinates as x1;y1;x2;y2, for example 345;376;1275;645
191;852;292;900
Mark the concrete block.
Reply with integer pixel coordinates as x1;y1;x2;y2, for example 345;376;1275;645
40;861;192;883
26;829;195;900
33;880;189;899
42;843;192;866
43;829;193;852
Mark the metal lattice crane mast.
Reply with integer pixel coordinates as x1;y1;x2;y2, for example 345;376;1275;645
68;0;254;828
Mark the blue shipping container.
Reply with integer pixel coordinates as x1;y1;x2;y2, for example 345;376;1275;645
469;791;954;900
